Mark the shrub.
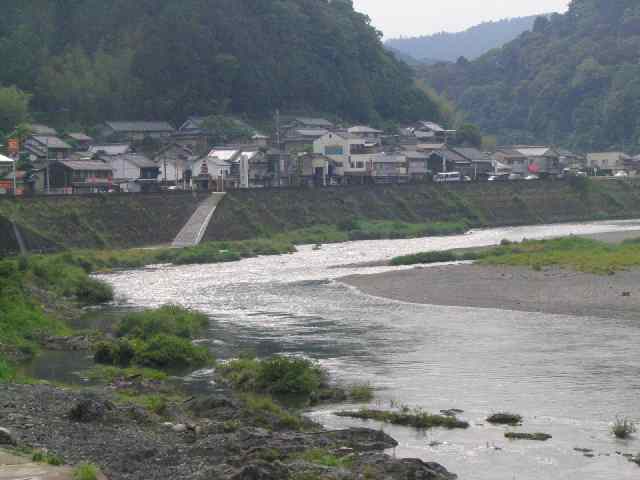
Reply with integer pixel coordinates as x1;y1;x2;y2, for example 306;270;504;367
241;394;303;430
486;413;523;425
611;417;636;439
93;339;137;367
116;305;209;340
0;356;16;382
349;383;374;402
75;277;114;304
135;334;211;368
93;341;116;365
73;463;99;480
336;408;469;430
298;448;353;468
32;451;64;465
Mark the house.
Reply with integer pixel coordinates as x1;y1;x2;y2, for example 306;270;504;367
88;144;133;157
281;128;330;153
404;151;430;180
347;126;383;142
191;149;242;191
426;147;473;177
513;146;561;176
99;121;175;143
283;117;334;134
24;135;73;161
173;117;209;153
65;133;94;151
29;124;58;136
587;152;630;174
407;121;456;142
557;149;586;171
101;153;160;192
370;154;408;184
238;150;279;188
451;147;494;179
48;160;113;194
292;153;337;187
313;131;381;183
493;148;529;176
153;143;197;187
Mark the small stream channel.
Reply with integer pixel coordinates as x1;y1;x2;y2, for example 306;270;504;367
24;219;640;479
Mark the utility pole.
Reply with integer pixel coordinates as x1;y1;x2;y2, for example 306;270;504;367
45;137;50;194
275;109;280;149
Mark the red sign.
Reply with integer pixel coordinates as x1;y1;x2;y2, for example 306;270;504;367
7;139;19;156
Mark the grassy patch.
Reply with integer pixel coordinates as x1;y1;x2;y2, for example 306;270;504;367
391;249;483;266
336;408;469;430
114;390;186;415
295;448;353;469
116;305;209;340
32;450;65;465
72;463;100;480
241;393;303;430
348;383;374;402
486;413;523;426
135;334;211;369
0;355;16;382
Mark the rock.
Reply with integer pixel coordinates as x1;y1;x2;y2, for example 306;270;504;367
440;409;464;417
324;428;398;451
230;461;289;480
622;291;631;297
186;394;238;415
0;427;16;446
356;453;457;480
574;448;593;453
69;398;114;423
172;424;187;433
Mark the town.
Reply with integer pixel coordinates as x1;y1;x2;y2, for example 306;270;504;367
0;116;635;196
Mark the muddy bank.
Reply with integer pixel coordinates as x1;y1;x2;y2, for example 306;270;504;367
341;264;640;320
0;383;456;480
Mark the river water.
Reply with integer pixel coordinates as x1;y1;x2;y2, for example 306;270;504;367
87;220;640;479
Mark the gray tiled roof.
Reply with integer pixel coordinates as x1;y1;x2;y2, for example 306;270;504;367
32;136;72;150
57;160;113;171
105;121;175;133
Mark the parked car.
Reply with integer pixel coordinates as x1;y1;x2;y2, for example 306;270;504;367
508;173;524;181
488;173;509;182
524;174;539;181
433;172;463;183
614;171;629;178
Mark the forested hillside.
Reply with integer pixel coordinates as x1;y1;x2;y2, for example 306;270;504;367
0;0;440;129
386;15;544;63
419;0;640;152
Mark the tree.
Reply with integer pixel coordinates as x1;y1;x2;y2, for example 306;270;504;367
201;116;253;146
452;124;482;148
0;86;31;136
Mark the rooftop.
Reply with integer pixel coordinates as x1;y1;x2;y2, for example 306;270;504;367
31;136;72;150
105;121;175;133
89;144;132;156
57;160;113;171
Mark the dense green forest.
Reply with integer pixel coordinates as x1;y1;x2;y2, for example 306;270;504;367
386;15;545;63
419;0;640;152
0;0;441;131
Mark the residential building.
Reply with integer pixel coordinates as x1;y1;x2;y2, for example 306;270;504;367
48;160;113;194
451;147;494;179
494;148;530;176
557;149;586;171
24;135;73;161
153;143;197;187
426;148;473;177
102;153;160;192
29;124;58;136
239;150;278;188
587;152;630;174
174;117;209;153
99;121;175;143
88;144;133;157
65;133;94;151
513;146;561;176
282;117;334;135
347;126;383;142
370;153;408;184
404;151;430;181
292;153;337;187
281;128;330;153
313;131;380;183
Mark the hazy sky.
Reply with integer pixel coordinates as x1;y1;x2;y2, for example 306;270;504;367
352;0;571;38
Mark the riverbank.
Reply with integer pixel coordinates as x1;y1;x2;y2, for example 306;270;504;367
342;263;640;320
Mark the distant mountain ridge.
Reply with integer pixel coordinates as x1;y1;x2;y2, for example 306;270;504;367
386;15;549;63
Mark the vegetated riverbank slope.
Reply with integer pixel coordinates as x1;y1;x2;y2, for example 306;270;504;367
204;179;640;241
0;192;208;256
342;236;640;320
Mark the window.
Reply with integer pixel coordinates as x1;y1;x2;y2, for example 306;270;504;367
356;161;364;169
325;146;343;155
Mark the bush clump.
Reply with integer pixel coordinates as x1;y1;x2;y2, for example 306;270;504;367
504;432;552;441
487;413;523;425
220;355;323;397
0;356;16;382
611;416;636;439
135;334;211;369
72;463;99;480
116;305;209;340
241;393;303;430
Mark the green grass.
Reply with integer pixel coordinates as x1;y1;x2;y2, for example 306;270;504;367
336;408;469;430
348;383;374;402
391;236;640;275
240;393;303;430
135;334;211;369
72;463;99;480
611;416;636;439
0;355;16;382
295;448;353;469
32;450;65;465
116;305;209;340
114;390;186;415
504;432;552;441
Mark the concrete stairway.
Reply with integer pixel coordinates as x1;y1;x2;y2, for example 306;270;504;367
172;193;225;247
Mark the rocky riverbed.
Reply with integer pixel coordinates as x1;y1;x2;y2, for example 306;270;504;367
0;382;456;480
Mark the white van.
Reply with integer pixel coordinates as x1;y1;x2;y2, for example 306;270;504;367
433;172;462;183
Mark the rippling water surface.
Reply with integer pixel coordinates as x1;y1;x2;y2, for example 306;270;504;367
96;220;640;480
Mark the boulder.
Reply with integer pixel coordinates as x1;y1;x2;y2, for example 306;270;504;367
324;428;398;451
0;427;16;446
356;453;457;480
230;461;289;480
69;398;114;423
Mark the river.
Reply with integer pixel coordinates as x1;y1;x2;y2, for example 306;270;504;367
75;220;640;479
